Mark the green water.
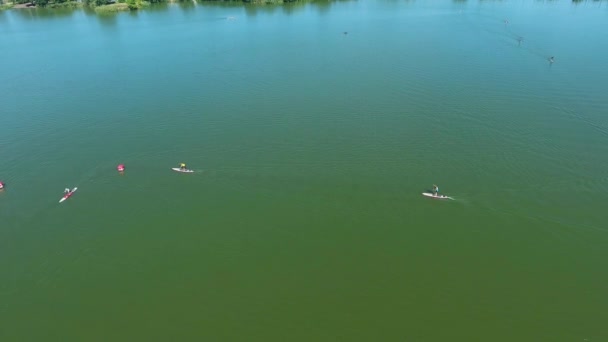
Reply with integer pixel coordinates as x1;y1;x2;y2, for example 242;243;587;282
1;1;608;340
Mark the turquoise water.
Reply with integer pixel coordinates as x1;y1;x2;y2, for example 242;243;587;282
1;1;607;340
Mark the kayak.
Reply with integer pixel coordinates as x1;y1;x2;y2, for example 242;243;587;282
171;167;194;173
59;187;78;203
422;192;452;200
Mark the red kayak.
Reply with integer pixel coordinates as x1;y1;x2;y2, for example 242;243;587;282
59;187;78;203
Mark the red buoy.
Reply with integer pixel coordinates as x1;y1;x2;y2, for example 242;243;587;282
117;164;125;172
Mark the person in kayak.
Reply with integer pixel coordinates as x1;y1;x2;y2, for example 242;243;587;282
64;188;71;194
179;163;187;171
432;184;439;196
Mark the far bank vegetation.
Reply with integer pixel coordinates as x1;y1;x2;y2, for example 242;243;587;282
1;0;322;13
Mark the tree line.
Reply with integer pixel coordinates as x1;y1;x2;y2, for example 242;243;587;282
7;0;309;8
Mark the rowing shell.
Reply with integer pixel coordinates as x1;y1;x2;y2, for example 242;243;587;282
171;168;194;173
422;192;452;200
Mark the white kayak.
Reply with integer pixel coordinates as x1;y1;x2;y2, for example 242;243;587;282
171;167;194;173
59;187;78;203
422;192;452;200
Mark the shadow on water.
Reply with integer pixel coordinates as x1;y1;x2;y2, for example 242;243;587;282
309;0;352;15
311;0;331;14
281;2;307;15
144;2;170;12
241;0;353;17
176;1;197;12
172;1;200;19
191;1;244;19
96;11;118;26
81;6;106;21
127;9;139;18
9;7;78;20
175;0;351;20
197;1;246;11
244;3;281;17
572;0;607;6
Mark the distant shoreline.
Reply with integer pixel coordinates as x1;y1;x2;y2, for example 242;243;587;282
1;0;320;13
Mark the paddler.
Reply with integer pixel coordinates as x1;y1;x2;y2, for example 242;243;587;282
432;184;439;197
179;163;187;171
64;188;71;194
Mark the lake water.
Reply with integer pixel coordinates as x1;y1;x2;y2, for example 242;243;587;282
1;1;607;340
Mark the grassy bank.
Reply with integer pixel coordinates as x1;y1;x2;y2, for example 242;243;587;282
94;2;129;13
0;2;15;10
48;1;83;8
94;0;153;13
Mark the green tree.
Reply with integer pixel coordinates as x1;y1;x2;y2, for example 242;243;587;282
126;0;138;9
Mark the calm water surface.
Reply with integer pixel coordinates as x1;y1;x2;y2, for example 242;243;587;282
1;1;607;341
